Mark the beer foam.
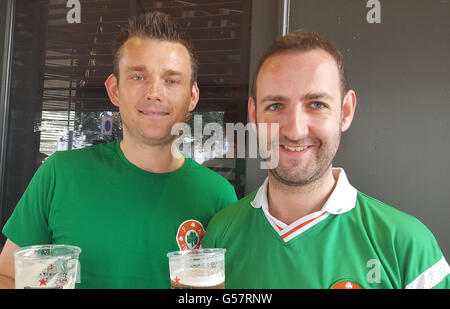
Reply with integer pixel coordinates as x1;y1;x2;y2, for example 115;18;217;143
171;268;224;287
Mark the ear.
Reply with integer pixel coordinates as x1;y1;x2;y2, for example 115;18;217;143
248;96;257;124
188;82;200;112
105;74;120;107
341;90;357;132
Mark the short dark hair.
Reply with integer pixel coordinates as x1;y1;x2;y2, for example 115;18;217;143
112;11;199;85
251;29;349;100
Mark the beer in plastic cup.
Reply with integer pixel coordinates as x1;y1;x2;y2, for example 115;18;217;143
167;248;225;289
14;244;81;289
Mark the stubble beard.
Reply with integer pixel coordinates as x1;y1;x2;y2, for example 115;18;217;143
266;127;342;189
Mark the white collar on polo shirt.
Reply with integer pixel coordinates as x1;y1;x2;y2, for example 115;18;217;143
250;168;358;242
251;168;357;214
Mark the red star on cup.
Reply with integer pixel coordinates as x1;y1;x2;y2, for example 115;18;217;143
175;276;180;283
39;278;48;286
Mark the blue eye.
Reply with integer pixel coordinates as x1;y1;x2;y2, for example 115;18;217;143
167;79;179;85
268;103;282;111
132;75;144;81
311;102;326;109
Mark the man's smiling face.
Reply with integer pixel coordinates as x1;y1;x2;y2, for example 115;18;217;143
250;49;352;186
107;38;199;146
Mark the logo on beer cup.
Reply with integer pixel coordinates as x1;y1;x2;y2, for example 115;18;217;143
176;219;205;250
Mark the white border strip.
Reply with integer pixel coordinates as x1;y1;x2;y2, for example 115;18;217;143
405;256;450;289
282;213;330;242
261;207;284;237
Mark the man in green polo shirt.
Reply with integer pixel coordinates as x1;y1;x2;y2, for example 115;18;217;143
0;12;237;289
202;30;449;289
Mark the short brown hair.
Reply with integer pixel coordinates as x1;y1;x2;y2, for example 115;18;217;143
112;11;199;85
251;29;349;99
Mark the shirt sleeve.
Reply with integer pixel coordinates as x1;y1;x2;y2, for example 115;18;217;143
203;181;237;249
2;153;58;246
217;183;238;212
399;217;450;289
431;273;450;289
405;255;450;289
202;216;220;249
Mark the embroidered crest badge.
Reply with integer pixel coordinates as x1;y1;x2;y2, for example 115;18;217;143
176;219;205;250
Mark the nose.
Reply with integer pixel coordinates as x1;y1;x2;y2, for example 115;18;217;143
145;80;163;101
282;105;309;141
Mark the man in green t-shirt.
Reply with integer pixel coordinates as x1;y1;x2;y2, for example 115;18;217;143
202;30;449;289
0;12;237;289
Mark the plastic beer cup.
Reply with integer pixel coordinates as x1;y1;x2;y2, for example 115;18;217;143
14;244;81;289
167;248;226;289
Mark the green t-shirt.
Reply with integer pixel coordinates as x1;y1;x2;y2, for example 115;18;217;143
2;142;237;288
203;171;450;289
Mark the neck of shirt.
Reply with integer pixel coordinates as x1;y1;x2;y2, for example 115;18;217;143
250;168;357;242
